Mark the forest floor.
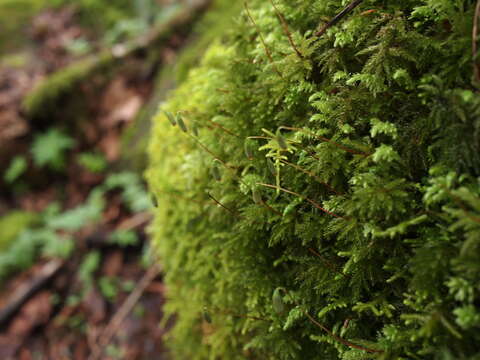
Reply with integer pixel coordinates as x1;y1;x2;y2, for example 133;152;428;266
0;3;200;359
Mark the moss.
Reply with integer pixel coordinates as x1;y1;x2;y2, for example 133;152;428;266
0;52;30;68
0;0;50;52
22;52;114;118
0;211;39;252
147;0;480;358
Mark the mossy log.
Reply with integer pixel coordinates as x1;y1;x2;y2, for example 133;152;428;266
22;0;211;119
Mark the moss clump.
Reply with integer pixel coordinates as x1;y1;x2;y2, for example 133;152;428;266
147;0;480;358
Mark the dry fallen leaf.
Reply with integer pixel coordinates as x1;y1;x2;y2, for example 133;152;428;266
102;96;142;128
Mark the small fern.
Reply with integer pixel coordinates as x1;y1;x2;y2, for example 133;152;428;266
31;128;75;170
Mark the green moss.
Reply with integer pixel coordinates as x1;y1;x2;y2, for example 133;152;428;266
74;0;135;31
172;0;242;83
0;0;49;52
147;1;480;358
0;52;30;68
0;211;38;252
22;53;113;117
121;0;243;171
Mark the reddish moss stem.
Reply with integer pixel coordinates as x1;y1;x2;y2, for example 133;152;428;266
315;0;365;37
269;0;303;59
257;183;346;219
280;160;342;195
244;1;284;78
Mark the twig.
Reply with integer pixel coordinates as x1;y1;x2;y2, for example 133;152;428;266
269;0;303;59
88;265;160;360
473;0;480;83
116;211;152;231
0;259;64;327
257;183;346;219
244;1;284;78
315;0;365;37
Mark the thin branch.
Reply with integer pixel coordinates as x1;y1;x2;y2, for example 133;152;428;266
244;1;284;78
315;0;365;37
257;183;346;219
0;259;64;327
269;0;303;59
88;266;160;360
473;0;480;83
117;211;152;231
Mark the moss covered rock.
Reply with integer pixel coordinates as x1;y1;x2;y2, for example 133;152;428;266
147;1;480;358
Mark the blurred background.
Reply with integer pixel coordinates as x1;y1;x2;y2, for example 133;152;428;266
0;0;214;358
